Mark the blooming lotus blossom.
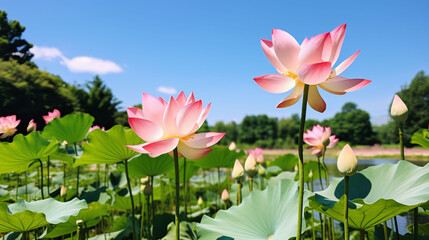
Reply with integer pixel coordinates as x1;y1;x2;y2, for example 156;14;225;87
126;92;225;160
254;24;371;112
0;115;21;139
88;125;106;133
304;124;338;155
27;119;37;132
43;109;61;124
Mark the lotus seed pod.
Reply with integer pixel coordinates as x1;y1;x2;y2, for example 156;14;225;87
198;196;204;205
60;185;67;197
221;189;230;201
232;159;244;180
228;142;237;151
390;95;408;123
337;144;358;176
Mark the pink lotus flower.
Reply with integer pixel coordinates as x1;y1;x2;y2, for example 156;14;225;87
126;92;225;160
27;119;37;132
0;115;21;139
249;147;264;163
89;125;105;133
254;24;371;112
304;124;339;155
43;109;61;124
221;189;230;201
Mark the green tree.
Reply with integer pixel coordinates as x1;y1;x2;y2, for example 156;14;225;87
328;102;377;145
395;71;429;146
79;76;122;129
0;10;33;64
0;59;80;133
374;121;397;144
239;115;277;147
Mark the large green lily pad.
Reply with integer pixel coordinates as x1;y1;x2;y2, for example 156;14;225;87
126;153;174;177
0;132;58;174
75;125;144;166
193;147;245;169
42;113;94;144
269;153;298;171
411;129;429;149
197;179;312;240
0;198;87;233
309;160;429;230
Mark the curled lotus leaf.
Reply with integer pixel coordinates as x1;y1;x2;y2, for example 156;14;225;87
197;179;312;240
309;160;429;230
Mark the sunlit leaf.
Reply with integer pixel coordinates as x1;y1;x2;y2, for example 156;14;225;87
42;113;94;144
269;153;298;171
411;129;429;149
126;153;174;177
193;147;246;169
309;160;429;230
0;132;58;174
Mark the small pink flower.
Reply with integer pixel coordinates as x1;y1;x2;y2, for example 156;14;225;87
304;125;339;155
27;119;37;132
126;92;225;160
0;115;21;139
43;109;61;124
253;24;371;112
221;189;230;201
89;125;105;133
249;147;264;163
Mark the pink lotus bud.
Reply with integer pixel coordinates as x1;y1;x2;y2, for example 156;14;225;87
60;185;67;197
27;119;36;132
228;142;237;151
221;189;229;201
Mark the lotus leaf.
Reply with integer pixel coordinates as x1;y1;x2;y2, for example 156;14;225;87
197;179;311;240
164;221;198;240
269;153;298;171
126;153;174;177
309;161;429;230
42;113;94;144
0;198;87;233
0;132;58;174
75;125;144;166
193;147;245;169
411;129;429;149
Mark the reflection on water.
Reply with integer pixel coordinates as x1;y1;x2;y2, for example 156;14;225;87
312;158;428;235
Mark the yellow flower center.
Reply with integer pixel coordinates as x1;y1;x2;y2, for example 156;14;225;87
181;133;195;141
282;71;299;81
268;234;274;239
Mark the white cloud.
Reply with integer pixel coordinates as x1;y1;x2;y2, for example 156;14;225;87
30;46;63;60
30;45;122;74
157;86;177;95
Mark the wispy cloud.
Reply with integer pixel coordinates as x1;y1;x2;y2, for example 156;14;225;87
30;46;122;75
157;86;177;95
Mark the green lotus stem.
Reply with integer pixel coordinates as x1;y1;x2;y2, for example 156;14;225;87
63;161;66;186
124;159;136;240
22;231;29;240
297;84;309;240
317;157;324;190
394;217;399;240
161;178;165;212
150;176;155;228
359;229;365;240
140;196;144;240
383;221;388;240
74;143;80;197
344;176;350;240
146;193;152;240
97;163;100;188
249;177;253;192
399;123;405;160
321;147;335;240
260;175;264;190
414;208;418;240
173;148;181;240
237;180;242;205
217;167;221;207
37;159;44;199
16;173;19;199
25;172;28;201
308;182;316;240
47;156;50;193
105;164;108;187
76;222;82;240
184;158;188;216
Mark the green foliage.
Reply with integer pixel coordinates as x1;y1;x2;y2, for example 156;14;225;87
0;131;58;174
210;121;238;145
75;125;143;166
238;115;277;145
374;120;398;144
327;102;377;145
42;113;94;144
411;129;429;149
269;153;298;171
78;76;122;128
0;10;33;63
309;161;429;230
193;147;245;169
0;198;87;233
126;153;174;177
395;71;429;146
0;60;82;133
197;179;312;239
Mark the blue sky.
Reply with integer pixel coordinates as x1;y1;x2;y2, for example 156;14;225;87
3;1;429;126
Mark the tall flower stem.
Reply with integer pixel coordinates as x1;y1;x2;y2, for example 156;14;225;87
322;147;335;240
344;176;350;240
74;144;80;196
47;157;50;193
316;156;326;240
184;158;188;216
308;181;316;240
217;167;221;207
297;84;309;239
249;177;253;192
37;159;44;199
124;159;136;240
173;148;180;240
236;180;242;205
399;123;405;160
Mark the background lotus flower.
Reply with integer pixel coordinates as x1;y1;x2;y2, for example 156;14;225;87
232;159;244;180
390;94;408;123
249;147;264;163
27;119;36;132
43;109;61;124
304;124;338;155
253;24;371;112
0;115;21;139
221;189;229;201
228;141;236;151
88;125;105;133
126;92;224;160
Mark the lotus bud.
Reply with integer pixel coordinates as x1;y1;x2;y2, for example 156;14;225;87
245;154;258;177
231;160;244;180
228;142;236;151
143;181;152;196
221;189;229;201
197;196;204;206
140;176;149;184
390;95;408;123
61;140;68;147
309;170;313;179
337;144;358;176
76;219;83;225
294;165;298;172
60;185;67;197
257;164;266;176
27;119;36;132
